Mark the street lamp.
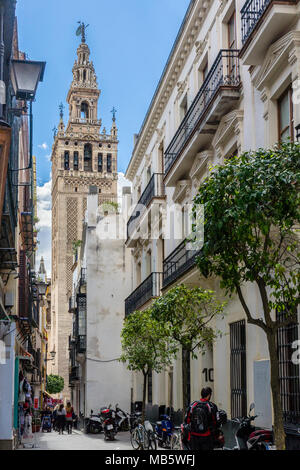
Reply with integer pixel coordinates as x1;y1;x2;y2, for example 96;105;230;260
10;60;46;101
10;59;46;170
37;281;47;297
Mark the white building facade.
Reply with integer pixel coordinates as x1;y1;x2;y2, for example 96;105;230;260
125;0;300;448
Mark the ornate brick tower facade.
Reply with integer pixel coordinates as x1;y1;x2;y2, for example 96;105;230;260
51;31;118;398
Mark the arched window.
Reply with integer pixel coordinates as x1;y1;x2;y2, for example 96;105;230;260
84;143;92;172
64;151;69;170
83;70;86;82
81;102;89;120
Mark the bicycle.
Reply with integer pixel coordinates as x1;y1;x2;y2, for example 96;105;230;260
130;419;149;450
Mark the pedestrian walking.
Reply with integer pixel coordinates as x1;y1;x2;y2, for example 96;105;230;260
184;387;218;451
65;402;74;434
56;404;66;435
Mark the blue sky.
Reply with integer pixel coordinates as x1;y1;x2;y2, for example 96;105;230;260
16;0;191;273
16;0;191;183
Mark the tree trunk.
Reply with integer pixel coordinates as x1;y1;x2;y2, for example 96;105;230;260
266;330;286;450
142;371;147;424
182;348;190;409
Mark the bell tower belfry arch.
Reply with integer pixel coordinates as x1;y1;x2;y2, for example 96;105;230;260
50;26;118;398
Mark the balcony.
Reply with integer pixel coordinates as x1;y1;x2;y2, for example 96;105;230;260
163;240;201;289
240;0;298;65
125;272;162;317
69;365;80;383
164;50;241;186
127;173;165;245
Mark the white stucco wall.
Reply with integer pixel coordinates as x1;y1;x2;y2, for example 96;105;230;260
84;194;131;414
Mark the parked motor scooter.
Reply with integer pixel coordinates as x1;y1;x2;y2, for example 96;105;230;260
155;414;174;448
85;409;103;434
101;405;117;441
233;403;274;450
115;404;130;431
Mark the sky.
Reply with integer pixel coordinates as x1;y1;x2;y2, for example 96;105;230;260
16;0;191;274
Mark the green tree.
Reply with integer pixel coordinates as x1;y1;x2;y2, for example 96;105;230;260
46;374;64;395
151;285;226;408
192;142;300;450
120;309;175;421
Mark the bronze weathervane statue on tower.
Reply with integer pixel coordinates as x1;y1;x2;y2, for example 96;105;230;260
76;21;89;43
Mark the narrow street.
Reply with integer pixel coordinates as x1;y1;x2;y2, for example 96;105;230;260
19;430;132;451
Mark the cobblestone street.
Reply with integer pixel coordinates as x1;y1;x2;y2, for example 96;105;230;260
19;430;133;451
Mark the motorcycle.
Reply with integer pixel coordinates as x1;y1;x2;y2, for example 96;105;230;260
155;414;174;448
101;404;117;441
85;409;103;434
233;403;275;450
115;404;130;431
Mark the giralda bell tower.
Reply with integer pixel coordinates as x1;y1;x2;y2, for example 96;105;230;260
50;24;118;398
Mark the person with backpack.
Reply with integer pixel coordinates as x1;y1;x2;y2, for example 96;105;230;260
184;387;218;451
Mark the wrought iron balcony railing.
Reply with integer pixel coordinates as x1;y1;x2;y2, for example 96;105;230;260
164;49;240;176
76;335;86;354
125;272;163;317
163;239;201;289
241;0;295;44
127;173;164;240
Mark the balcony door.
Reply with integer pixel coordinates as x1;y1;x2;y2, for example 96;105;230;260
227;11;237;82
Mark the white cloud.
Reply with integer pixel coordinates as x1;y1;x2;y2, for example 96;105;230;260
38;142;48;150
117;172;131;200
45;154;51;162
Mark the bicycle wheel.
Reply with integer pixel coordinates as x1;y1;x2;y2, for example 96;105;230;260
170;432;181;450
141;427;149;450
130;428;141;450
147;431;157;450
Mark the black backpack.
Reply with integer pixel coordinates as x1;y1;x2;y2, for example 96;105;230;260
186;401;211;434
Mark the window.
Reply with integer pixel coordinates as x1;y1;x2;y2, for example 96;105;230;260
278;87;294;142
73;151;79;171
230;320;247;418
84;143;92;171
228;12;236;50
107;154;112;173
64;151;69;170
277;311;300;425
81;102;89;120
98;153;103;172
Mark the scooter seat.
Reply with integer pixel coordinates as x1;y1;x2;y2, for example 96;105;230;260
156;421;162;426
